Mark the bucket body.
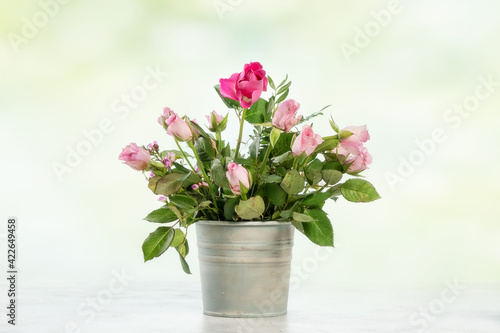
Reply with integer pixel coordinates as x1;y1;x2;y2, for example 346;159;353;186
196;220;294;317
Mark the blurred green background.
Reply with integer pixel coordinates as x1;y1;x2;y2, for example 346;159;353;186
1;0;499;290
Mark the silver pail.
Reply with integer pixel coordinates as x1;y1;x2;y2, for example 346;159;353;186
196;220;294;317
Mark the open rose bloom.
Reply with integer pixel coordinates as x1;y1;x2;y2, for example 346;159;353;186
219;62;268;108
119;61;379;272
334;125;372;173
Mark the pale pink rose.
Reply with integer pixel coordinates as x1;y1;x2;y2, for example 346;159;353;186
333;142;372;173
118;142;151;171
206;111;224;129
219;62;268;108
192;184;199;190
226;163;251;195
340;125;370;147
158;107;175;125
291;125;323;157
166;114;193;141
158;196;167;202
272;99;302;132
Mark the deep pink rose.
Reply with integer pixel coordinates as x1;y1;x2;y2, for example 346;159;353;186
119;142;151;171
333;142;372;173
340;125;370;147
272;99;302;132
219;62;268;108
166;114;193;141
206;110;224;130
226;162;251;195
291;125;323;157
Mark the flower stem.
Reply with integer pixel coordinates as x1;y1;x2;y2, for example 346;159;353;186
187;141;218;212
175;140;196;172
258;144;273;174
234;108;247;161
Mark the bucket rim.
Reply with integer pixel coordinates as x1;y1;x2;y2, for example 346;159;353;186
196;220;292;226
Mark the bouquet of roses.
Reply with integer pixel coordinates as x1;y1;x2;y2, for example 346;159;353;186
119;62;380;273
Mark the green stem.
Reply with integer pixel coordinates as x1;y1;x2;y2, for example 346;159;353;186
175;140;195;172
234;108;247;161
187;141;218;212
258;144;273;174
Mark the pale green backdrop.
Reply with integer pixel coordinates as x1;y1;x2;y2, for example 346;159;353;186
1;0;499;292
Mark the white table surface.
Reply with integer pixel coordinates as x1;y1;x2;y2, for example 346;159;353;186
3;282;499;333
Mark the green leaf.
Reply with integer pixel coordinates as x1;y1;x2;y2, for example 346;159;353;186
178;252;191;274
300;106;331;124
341;179;381;203
170;228;185;248
211;159;230;189
142;227;175;262
277;81;292;95
277;74;288;88
302;191;334;207
313;138;340;154
172;162;191;174
275;89;290;104
261;174;283;183
267;75;276;90
235;196;265;220
270;127;281;147
245;98;267;124
280;170;304;195
170;195;198;209
263;183;287;206
271;132;295;157
292;221;305;234
148;173;183;196
144;207;178;223
195;137;216;161
176;240;191;274
271;151;292;164
305;159;323;184
293;212;315;223
224;198;239;220
266;96;276;116
303;209;334;246
321;169;343;185
214;84;241;109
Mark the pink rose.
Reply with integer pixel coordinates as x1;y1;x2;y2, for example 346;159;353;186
206;110;224;130
226;163;251;195
340;125;370;147
158;107;175;125
272;99;302;132
190;119;200;138
166;114;193;141
219;62;268;108
291;125;323;157
118;142;151;171
333;143;372;173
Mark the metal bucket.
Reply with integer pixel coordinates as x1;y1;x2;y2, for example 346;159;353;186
196;220;294;317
